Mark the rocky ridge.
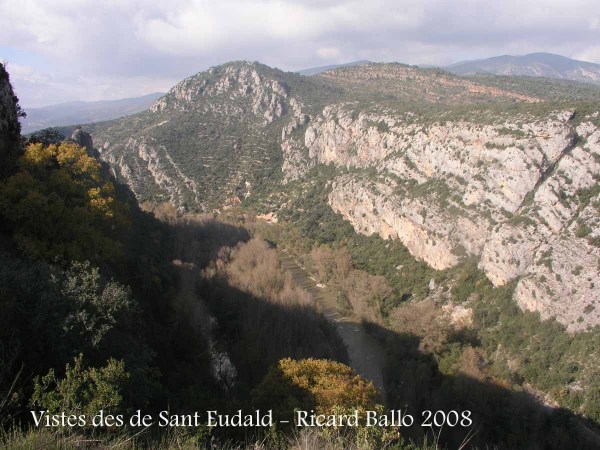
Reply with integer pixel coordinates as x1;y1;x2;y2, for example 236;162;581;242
0;64;21;177
150;63;289;125
86;62;316;210
319;63;542;103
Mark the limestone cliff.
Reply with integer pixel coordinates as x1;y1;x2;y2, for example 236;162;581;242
0;64;22;177
286;104;599;331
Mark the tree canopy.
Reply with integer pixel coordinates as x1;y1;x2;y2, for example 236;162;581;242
0;141;129;265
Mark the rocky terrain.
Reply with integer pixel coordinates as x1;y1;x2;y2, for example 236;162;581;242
0;64;22;177
84;62;342;210
81;61;600;331
300;105;600;331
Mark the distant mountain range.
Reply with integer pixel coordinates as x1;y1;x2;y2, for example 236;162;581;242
20;92;164;134
23;53;599;135
299;53;600;86
444;52;600;84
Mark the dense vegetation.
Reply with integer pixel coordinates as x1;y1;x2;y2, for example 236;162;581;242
251;165;438;305
200;235;349;392
0;138;218;432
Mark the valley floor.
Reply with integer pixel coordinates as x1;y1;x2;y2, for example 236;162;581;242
278;252;387;398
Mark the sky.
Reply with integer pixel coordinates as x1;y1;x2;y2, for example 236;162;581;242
1;0;600;107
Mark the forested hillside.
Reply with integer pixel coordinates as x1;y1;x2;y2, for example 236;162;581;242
0;64;399;449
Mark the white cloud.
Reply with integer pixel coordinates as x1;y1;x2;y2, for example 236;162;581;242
316;47;342;61
1;0;599;105
575;46;600;65
3;63;46;83
7;64;175;108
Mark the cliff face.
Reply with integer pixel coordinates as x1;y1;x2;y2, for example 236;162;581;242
0;64;21;177
86;62;600;331
286;105;599;331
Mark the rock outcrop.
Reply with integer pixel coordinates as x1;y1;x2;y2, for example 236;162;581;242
0;64;21;177
70;128;97;156
151;62;288;125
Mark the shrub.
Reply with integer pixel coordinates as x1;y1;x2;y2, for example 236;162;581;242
30;354;130;420
252;358;379;421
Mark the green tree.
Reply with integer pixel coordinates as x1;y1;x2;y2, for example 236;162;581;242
52;261;135;349
31;354;129;419
0;142;129;265
27;128;65;146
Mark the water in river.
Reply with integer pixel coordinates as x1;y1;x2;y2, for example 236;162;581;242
278;252;387;400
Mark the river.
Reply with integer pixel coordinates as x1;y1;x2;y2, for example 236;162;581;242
278;252;388;401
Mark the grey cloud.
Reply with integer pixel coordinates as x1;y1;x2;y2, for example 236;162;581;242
1;0;599;105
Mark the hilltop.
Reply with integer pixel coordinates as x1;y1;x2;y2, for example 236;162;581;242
446;52;600;85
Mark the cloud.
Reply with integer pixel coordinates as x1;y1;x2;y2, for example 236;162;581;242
3;61;173;107
316;47;342;61
576;46;600;64
1;0;599;105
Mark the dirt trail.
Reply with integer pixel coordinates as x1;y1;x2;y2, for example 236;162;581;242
278;252;388;400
